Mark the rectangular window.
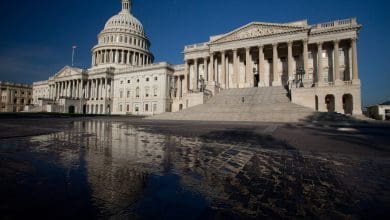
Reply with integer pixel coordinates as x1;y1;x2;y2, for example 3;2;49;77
153;104;157;112
145;104;149;112
127;91;130;98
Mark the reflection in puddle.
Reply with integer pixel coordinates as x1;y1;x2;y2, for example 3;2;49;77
1;119;387;219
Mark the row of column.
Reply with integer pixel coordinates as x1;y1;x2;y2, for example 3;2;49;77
92;49;152;66
48;78;112;101
185;38;359;91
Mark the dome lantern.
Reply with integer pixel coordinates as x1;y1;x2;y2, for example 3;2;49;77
122;0;131;14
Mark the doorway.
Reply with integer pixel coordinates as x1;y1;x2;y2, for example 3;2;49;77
325;95;335;113
254;74;259;87
68;105;75;114
342;94;353;115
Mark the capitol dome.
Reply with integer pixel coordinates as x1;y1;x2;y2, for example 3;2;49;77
104;10;144;35
91;0;154;68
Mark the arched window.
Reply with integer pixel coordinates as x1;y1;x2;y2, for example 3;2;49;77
153;87;158;97
145;87;150;97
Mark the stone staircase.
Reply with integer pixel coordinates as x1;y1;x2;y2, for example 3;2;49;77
150;87;314;122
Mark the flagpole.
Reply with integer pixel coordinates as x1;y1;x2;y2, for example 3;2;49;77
72;46;77;67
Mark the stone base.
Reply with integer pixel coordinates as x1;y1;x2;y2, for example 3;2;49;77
272;81;282;86
352;79;361;85
303;79;312;88
334;79;344;86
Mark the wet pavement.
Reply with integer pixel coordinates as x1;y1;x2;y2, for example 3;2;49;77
0;116;390;219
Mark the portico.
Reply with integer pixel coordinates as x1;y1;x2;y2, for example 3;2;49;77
177;17;363;115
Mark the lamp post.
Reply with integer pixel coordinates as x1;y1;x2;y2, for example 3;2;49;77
296;66;305;88
253;67;258;87
199;76;205;92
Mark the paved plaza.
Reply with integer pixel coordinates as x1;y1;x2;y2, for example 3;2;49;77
0;114;389;219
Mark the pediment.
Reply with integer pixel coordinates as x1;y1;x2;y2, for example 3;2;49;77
54;66;83;78
211;22;308;44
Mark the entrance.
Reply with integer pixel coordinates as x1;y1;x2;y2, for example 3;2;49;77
325;95;335;113
254;74;259;87
83;105;87;114
68;105;75;114
342;94;353;115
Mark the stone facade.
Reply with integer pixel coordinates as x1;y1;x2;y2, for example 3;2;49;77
0;81;32;112
32;0;363;116
176;18;362;115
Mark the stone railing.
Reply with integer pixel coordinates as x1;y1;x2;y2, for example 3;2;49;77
1;81;32;88
312;18;357;30
184;42;208;50
344;81;353;86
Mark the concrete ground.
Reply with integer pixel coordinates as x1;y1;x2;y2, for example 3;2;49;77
0;114;389;219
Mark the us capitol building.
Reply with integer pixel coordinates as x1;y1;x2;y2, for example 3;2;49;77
32;0;362;116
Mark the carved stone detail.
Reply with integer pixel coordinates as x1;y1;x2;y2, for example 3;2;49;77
213;24;305;43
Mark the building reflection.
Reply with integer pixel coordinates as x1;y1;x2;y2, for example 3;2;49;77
29;120;346;218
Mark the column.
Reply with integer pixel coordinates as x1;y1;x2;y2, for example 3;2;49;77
221;51;226;87
245;47;252;87
317;42;324;86
133;52;136;65
194;59;198;90
86;80;90;99
127;51;130;64
70;80;73;98
90;80;93;99
334;40;342;85
204;57;208;81
55;83;58;100
91;53;95;66
303;39;309;82
272;43;280;86
100;78;104;99
58;82;61;99
115;50;119;64
77;79;83;99
96;79;99;100
184;60;189;93
233;49;238;88
138;53;141;66
258;45;266;87
121;50;125;64
351;38;360;84
104;78;108;99
210;53;215;82
77;80;81;99
62;82;65;97
287;41;294;80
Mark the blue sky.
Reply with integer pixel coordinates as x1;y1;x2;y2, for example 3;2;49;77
0;0;389;106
